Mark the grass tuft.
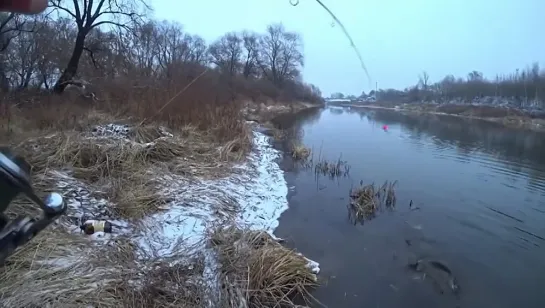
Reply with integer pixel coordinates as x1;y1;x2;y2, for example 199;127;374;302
314;158;351;178
348;180;397;224
0;231;208;308
290;143;311;161
210;226;319;308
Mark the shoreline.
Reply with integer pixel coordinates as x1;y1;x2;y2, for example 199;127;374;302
1;103;323;307
244;101;325;124
341;104;545;133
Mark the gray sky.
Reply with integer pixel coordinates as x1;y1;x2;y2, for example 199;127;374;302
152;0;545;97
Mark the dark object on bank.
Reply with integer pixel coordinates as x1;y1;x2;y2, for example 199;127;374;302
80;220;113;235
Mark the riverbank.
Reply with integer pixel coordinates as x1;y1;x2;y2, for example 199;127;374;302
0;101;322;307
244;100;325;124
345;103;545;132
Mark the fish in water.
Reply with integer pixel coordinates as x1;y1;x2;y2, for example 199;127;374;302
407;257;460;295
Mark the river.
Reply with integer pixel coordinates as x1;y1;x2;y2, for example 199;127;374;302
273;106;545;308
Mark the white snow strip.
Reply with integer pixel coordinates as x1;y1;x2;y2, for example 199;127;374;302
135;131;320;273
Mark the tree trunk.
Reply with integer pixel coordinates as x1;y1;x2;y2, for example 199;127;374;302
53;31;87;93
0;70;9;92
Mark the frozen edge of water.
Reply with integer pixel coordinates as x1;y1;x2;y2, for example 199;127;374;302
137;130;320;272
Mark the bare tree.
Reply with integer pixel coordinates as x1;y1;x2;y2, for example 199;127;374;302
0;13;31;52
0;13;32;91
418;71;429;90
123;21;160;77
467;70;483;82
241;31;259;79
258;23;303;87
49;0;147;93
277;30;303;83
185;34;207;65
0;13;324;105
208;32;242;77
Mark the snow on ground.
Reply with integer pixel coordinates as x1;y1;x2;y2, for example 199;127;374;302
137;131;290;254
43;122;319;273
46;170;131;241
132;127;320;275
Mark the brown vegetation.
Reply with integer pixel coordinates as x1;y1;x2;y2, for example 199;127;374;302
290;143;311;160
0;225;319;307
0;4;324;145
0;230;209;308
210;226;318;308
348;180;397;224
435;104;526;118
314;158;351;178
0;0;325;212
0;2;325;307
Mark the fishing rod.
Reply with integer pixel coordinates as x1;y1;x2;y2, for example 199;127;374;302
0;148;67;265
290;0;372;87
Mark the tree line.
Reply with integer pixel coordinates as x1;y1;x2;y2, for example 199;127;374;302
0;0;322;105
382;64;545;108
409;64;545;107
332;63;545;109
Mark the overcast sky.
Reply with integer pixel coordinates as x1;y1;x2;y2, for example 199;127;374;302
151;0;545;97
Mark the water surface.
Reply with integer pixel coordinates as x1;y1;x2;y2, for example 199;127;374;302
274;107;545;308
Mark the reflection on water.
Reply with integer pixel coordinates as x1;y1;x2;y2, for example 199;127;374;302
274;107;545;308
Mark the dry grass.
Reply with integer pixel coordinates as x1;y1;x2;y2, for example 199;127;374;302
129;125;168;143
0;50;324;308
106;175;171;220
0;62;324;308
210;226;318;308
435;104;525;118
16;122;249;180
272;127;287;141
10;122;249;221
0;183;208;308
258;122;287;142
348;180;397;224
290;143;311;161
0;229;209;308
314;158;351;178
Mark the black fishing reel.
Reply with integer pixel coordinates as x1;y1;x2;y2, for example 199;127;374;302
0;147;67;264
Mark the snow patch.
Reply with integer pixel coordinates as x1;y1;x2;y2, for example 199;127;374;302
91;123;131;139
134;130;319;273
45;170;132;242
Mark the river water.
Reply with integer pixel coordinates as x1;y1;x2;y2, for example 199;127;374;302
273;106;545;308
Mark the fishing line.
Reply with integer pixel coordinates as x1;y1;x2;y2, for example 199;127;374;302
290;0;372;87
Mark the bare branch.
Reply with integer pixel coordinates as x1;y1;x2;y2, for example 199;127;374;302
73;0;82;21
91;0;107;20
83;46;100;69
48;1;79;25
91;20;130;31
